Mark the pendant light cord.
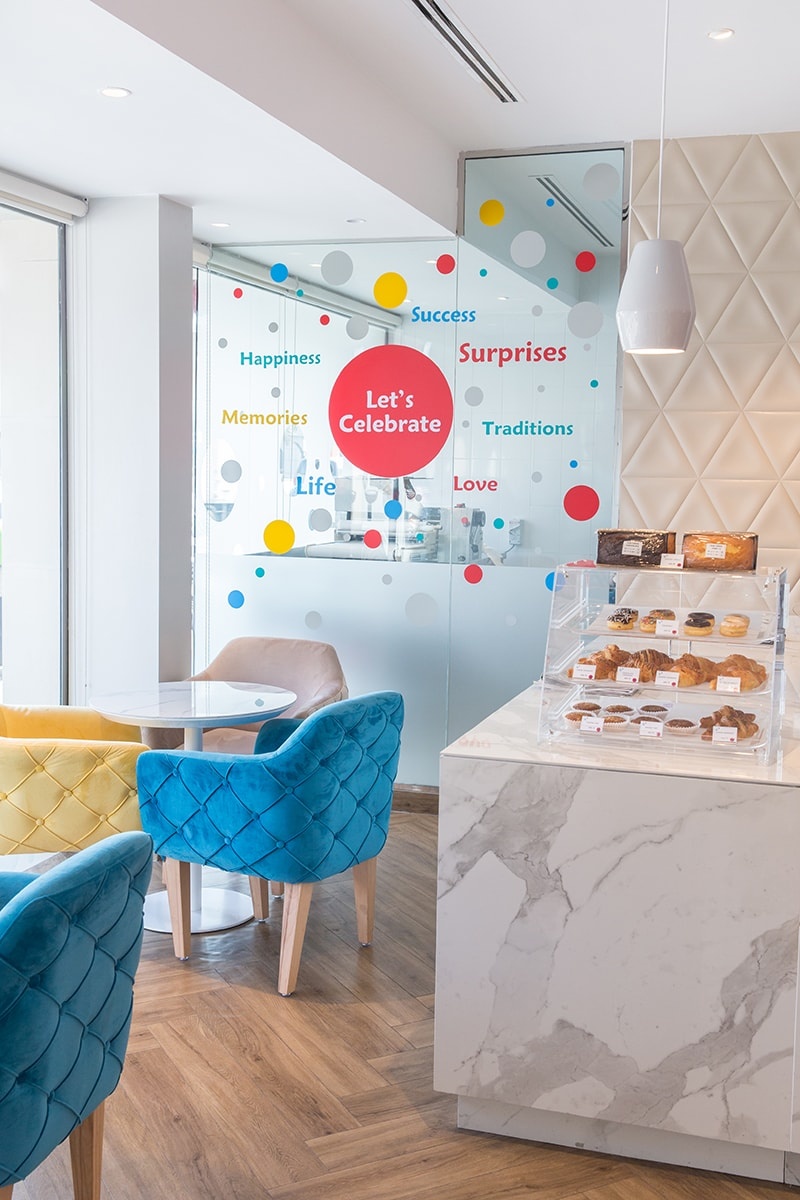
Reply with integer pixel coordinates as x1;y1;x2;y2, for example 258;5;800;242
656;0;670;239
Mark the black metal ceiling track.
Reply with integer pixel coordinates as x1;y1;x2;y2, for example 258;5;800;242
407;0;519;102
535;176;614;247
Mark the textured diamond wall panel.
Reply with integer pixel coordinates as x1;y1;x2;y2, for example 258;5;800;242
621;132;800;609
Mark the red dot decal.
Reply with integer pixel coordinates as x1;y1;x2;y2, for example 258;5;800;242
563;485;600;521
575;251;596;273
233;287;244;299
363;529;382;549
437;254;456;275
329;344;453;477
320;314;331;325
464;565;483;584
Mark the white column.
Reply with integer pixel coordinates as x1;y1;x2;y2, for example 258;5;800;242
69;196;193;699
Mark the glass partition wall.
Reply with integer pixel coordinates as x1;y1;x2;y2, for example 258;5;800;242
194;145;626;783
0;207;66;703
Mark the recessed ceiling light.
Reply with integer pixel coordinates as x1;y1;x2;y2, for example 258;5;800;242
100;86;131;99
707;28;734;40
210;222;230;229
346;217;366;224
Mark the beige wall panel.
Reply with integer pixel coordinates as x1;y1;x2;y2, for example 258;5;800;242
621;131;800;612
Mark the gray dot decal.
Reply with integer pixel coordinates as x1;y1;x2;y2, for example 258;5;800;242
532;471;543;483
583;162;620;202
269;322;279;333
305;611;322;630
382;574;393;585
271;387;281;398
532;305;543;317
220;459;242;483
568;301;604;338
218;338;228;348
309;509;333;532
346;315;369;340
464;386;484;407
321;251;354;286
510;230;546;268
405;593;438;626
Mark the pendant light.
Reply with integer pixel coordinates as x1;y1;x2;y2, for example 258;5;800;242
616;0;695;354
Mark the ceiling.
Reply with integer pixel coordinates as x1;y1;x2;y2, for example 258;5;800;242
3;0;800;250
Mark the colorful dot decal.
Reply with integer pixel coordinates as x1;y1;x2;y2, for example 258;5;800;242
321;251;354;286
461;516;470;526
363;529;382;549
228;590;244;608
220;460;242;483
545;571;567;592
510;230;546;268
437;254;456;274
255;567;265;578
546;197;555;207
493;518;505;529
233;287;243;299
575;251;596;272
479;199;504;226
373;272;408;309
569;459;579;468
464;565;483;584
384;499;402;520
320;314;331;326
270;263;289;283
263;520;295;554
546;277;559;290
590;379;599;388
479;268;488;277
563;485;600;522
296;289;304;297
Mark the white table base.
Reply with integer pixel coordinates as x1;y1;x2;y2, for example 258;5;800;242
144;861;255;934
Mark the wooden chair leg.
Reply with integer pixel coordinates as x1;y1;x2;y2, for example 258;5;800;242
278;882;313;996
271;880;285;897
0;1184;13;1198
249;876;271;920
352;857;377;946
163;858;191;959
69;1101;104;1200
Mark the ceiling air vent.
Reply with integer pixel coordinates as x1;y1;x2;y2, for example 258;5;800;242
405;0;520;103
532;176;614;248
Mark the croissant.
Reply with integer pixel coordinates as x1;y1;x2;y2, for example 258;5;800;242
625;648;673;682
710;654;766;691
672;653;717;687
700;705;759;740
593;643;632;666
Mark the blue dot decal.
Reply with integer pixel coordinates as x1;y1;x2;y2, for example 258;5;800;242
546;198;555;207
590;379;599;388
270;263;289;283
384;499;402;520
255;567;265;577
493;518;505;529
545;571;567;592
569;459;579;468
296;288;304;297
479;268;488;277
228;590;245;609
546;277;559;290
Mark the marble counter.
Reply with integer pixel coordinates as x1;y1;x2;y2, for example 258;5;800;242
434;665;800;1185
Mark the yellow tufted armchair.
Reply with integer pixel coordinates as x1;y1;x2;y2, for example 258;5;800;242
0;705;148;854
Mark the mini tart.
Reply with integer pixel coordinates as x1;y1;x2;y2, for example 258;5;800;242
572;700;601;712
601;714;628;731
607;607;638;630
565;709;589;724
603;703;635;715
664;717;699;736
720;613;750;638
630;714;661;725
640;703;669;715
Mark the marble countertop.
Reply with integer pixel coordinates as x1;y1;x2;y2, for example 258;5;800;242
443;649;800;787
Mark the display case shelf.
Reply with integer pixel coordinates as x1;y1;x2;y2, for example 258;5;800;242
540;564;787;762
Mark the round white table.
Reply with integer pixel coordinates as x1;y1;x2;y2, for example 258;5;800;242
91;680;296;935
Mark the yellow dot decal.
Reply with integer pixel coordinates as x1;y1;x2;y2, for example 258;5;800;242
373;272;408;309
479;199;505;226
263;520;295;554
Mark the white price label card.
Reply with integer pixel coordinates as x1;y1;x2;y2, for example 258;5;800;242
616;666;641;684
655;670;680;689
705;542;727;560
580;715;604;734
621;539;643;556
655;619;679;637
639;720;664;739
572;663;597;681
712;724;738;744
660;553;685;568
715;674;742;694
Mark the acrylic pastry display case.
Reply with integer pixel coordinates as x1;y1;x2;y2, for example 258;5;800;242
539;564;787;763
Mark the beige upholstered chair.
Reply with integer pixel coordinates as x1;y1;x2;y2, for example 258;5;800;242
142;637;348;754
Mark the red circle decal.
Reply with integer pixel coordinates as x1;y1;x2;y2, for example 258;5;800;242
363;529;382;549
437;254;456;275
464;564;483;584
563;485;600;521
575;251;596;273
329;345;453;476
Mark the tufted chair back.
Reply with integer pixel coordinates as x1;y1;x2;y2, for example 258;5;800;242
136;692;403;994
142;636;349;754
0;830;153;1195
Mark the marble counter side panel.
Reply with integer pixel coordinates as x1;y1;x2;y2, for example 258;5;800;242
435;756;800;1150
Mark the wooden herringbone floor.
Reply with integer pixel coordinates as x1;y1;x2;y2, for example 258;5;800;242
16;813;796;1199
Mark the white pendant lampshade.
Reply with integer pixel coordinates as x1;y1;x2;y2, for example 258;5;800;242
616;238;695;353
